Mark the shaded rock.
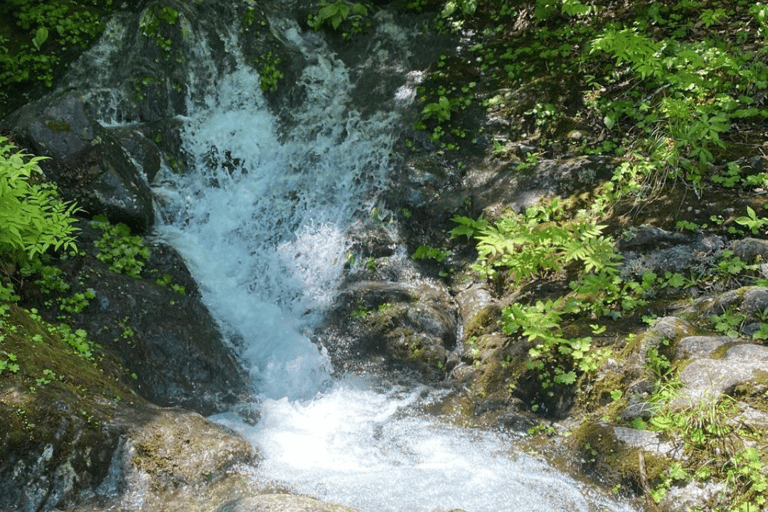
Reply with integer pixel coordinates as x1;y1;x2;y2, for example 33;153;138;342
688;287;768;336
620;233;724;275
464;155;613;219
2;91;154;231
320;279;459;381
21;220;248;415
619;397;657;423
732;237;768;263
216;495;364;512
109;126;163;183
618;226;691;251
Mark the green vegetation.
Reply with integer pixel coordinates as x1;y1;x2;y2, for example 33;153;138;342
91;215;150;278
409;0;768;199
0;0;115;106
140;4;179;53
0;137;79;265
253;51;284;93
308;0;372;40
397;0;768;507
0;136;102;370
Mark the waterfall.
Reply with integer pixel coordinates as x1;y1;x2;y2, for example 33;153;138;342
68;3;639;511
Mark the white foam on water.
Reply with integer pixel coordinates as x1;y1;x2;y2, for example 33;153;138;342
213;378;635;512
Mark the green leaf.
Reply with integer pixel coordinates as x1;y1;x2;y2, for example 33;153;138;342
33;27;49;51
554;370;577;385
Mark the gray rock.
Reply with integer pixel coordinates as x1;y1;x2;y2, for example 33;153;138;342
634;317;695;362
2;91;155;231
732;237;768;263
658;480;726;512
612;427;676;456
320;279;459;381
675;336;734;359
679;343;768;404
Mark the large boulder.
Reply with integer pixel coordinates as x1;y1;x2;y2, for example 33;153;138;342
1;91;155;231
21;220;249;415
0;306;258;512
320;278;460;381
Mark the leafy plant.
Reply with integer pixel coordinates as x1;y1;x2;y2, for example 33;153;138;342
91;215;150;278
0;137;79;264
252;51;284;93
308;0;371;39
411;245;450;262
451;204;620;284
0;0;111;92
736;206;768;235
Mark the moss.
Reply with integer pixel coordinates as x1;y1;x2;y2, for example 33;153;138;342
0;304;136;462
45;119;71;132
568;420;664;495
733;370;768;412
464;305;502;338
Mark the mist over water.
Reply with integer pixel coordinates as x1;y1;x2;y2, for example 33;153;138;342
70;4;637;511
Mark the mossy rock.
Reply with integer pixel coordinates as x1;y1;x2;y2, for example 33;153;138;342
0;305;137;511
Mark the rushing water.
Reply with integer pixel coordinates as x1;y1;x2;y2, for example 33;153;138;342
70;3;638;511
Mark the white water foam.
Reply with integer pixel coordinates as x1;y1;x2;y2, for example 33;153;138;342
213;378;634;512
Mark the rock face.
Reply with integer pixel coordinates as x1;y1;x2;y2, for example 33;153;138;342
1;91;155;231
0;306;258;512
320;277;460;381
20;220;250;415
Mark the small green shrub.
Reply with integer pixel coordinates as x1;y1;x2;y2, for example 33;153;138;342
91;215;150;278
308;0;371;40
0;137;79;264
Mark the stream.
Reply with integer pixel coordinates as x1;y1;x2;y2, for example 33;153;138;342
69;2;640;510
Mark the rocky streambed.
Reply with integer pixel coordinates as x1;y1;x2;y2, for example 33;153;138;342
2;0;768;511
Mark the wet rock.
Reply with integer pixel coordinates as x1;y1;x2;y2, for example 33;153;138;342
320;279;459;381
1;91;154;231
216;495;364;512
22;221;248;415
106;408;259;497
109;126;163;183
455;283;502;338
0;304;257;512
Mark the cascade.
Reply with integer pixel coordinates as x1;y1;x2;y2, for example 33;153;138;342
67;3;639;511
